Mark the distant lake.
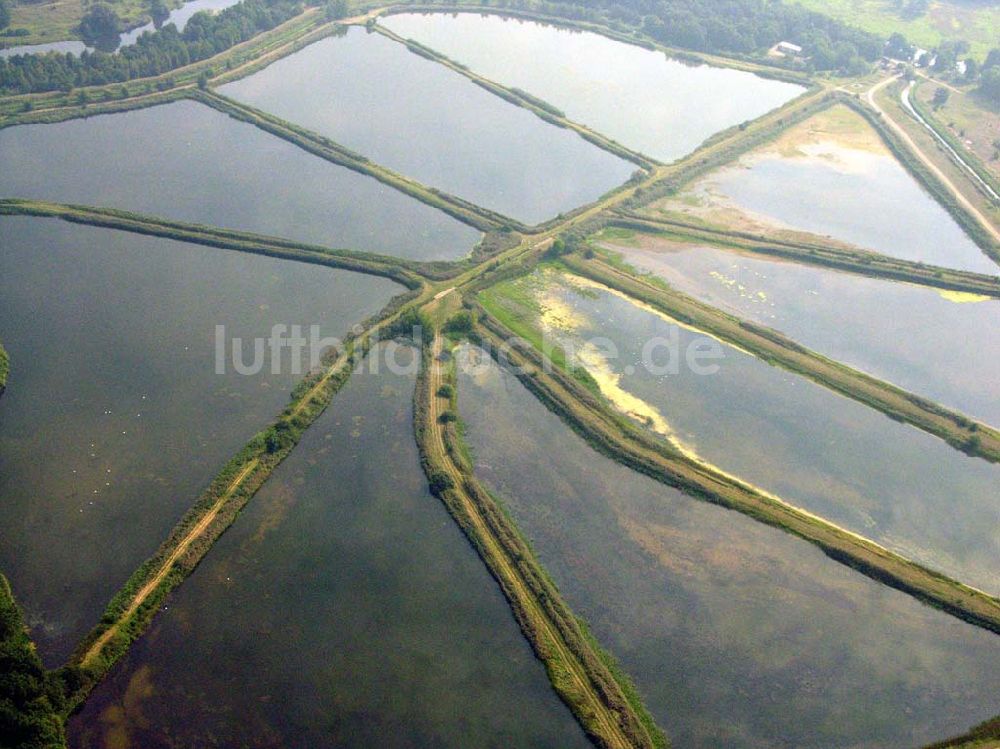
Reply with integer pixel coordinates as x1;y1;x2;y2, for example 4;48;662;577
0;0;242;58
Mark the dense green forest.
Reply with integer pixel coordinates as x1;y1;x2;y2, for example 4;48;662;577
508;0;883;73
0;0;307;94
0;576;65;749
1;0;892;94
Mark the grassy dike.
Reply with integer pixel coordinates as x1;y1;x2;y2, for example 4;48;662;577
609;213;1000;297
845;95;1000;264
191;88;519;234
620;87;834;211
562;252;1000;461
466;303;1000;638
371;22;658;170
0;340;8;396
0;198;443;282
58;287;423;712
414;329;666;749
924;714;1000;749
0;7;330;124
0;575;66;749
907;82;1000;203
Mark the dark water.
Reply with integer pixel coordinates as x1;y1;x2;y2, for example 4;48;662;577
0;100;480;261
612;239;1000;428
457;344;1000;748
382;12;805;163
503;270;1000;594
220;27;635;225
67;345;589;749
0;216;399;664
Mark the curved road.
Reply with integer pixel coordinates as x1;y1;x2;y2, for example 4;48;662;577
900;80;999;202
865;75;1000;243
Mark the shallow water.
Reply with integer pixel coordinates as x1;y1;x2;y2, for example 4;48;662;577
0;99;480;261
490;269;1000;593
457;343;1000;748
382;12;805;163
67;345;588;749
692;144;999;274
610;239;1000;427
0;216;399;664
219;26;635;225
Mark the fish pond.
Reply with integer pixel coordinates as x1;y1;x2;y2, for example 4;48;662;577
479;268;1000;594
67;345;588;749
381;11;805;163
0;99;480;261
219;26;635;225
0;216;399;664
456;343;1000;749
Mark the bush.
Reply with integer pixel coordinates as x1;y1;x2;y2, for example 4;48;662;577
0;577;67;748
436;384;455;399
443;311;474;336
427;470;454;496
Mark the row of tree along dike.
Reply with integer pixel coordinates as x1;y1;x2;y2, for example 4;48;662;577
609;213;1000;298
389;0;866;78
0;0;334;95
57;288;421;713
561;251;1000;462
413;322;667;749
0;197;484;282
845;95;1000;262
0;5;324;122
0;574;65;749
0;0;873;98
0;340;8;396
460;296;1000;638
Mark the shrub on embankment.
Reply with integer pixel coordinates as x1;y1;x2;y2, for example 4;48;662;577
0;341;8;395
0;575;66;748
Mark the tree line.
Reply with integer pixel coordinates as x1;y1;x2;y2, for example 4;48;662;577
0;0;306;95
480;0;883;73
0;576;65;749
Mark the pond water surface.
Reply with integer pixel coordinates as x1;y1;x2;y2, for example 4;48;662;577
486;269;1000;594
0;216;399;664
0;99;480;261
381;12;805;163
656;108;1000;274
219;26;635;225
457;344;1000;749
603;237;1000;427
67;346;588;749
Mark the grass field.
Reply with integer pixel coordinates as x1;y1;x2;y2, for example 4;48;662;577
788;0;1000;59
2;0;181;47
914;78;1000;180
